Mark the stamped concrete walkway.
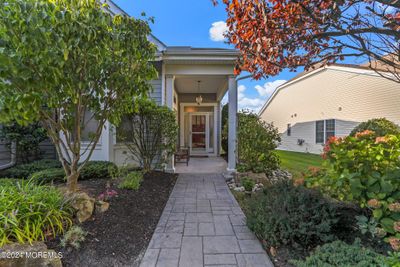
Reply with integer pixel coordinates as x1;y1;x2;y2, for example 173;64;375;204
140;173;273;267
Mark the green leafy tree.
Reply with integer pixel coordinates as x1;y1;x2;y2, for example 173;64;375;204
118;99;178;172
0;0;157;192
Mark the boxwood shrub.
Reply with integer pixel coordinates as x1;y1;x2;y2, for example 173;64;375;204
0;159;61;178
247;181;338;248
79;161;117;180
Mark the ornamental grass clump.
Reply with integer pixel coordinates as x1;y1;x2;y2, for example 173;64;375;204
0;179;73;246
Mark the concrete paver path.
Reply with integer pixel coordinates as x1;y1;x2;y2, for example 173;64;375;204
140;173;274;267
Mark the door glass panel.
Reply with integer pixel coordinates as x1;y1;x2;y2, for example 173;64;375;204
191;115;206;151
192;115;206;132
192;133;206;149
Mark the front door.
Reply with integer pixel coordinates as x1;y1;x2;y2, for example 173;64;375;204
190;114;209;155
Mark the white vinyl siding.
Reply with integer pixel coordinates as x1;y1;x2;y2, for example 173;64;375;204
148;62;163;105
261;67;400;154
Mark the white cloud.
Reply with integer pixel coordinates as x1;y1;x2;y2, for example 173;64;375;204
221;79;287;113
254;80;287;98
209;21;228;42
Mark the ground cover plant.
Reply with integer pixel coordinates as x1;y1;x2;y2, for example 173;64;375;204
0;179;73;246
291;239;387;267
118;171;143;190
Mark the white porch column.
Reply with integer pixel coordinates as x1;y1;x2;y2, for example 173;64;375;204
165;75;174;108
227;75;237;172
165;75;175;173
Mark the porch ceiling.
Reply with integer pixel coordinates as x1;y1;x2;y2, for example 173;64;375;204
174;75;228;95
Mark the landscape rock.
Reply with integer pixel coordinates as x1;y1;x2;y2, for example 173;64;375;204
0;242;62;267
95;200;110;213
234;186;245;192
69;192;95;223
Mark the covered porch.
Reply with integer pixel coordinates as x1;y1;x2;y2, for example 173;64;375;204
163;47;238;173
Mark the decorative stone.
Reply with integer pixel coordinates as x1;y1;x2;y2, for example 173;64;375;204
69;192;95;223
95;200;110;213
0;242;62;267
234;186;245;192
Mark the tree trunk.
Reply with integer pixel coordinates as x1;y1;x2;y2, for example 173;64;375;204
67;171;79;192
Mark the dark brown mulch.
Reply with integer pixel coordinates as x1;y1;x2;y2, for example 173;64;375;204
46;171;177;267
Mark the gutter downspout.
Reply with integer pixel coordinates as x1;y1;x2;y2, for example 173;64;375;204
0;141;17;170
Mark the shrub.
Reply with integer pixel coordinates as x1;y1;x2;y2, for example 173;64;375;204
29;168;66;184
291;239;386;267
241;177;255;192
307;132;400;249
1;159;61;179
350;118;400;137
236;111;281;174
247;181;337;248
118;171;143;190
79;161;117;180
118;98;178;172
0;121;48;163
60;226;87;250
0;179;72;246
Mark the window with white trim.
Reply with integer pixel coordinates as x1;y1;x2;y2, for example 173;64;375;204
316;119;335;143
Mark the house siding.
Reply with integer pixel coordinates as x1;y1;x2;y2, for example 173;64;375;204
148;62;163;105
0;139;57;166
261;67;400;154
278;119;360;154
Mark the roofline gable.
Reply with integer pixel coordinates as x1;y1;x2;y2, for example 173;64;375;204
258;64;395;116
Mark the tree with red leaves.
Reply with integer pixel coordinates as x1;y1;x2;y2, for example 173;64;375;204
214;0;400;82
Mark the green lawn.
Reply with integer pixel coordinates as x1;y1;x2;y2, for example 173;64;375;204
275;150;324;178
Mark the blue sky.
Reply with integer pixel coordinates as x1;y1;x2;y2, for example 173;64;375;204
113;0;308;112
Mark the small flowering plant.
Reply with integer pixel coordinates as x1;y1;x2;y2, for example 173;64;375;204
98;189;118;201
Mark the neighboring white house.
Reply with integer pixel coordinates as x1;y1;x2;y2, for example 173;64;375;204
77;1;240;172
259;64;400;154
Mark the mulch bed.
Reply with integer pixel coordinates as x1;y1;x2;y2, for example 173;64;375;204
46;171;177;267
